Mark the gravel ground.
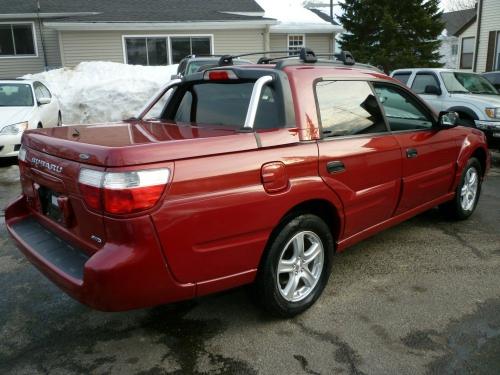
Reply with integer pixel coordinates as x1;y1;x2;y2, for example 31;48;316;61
0;153;499;375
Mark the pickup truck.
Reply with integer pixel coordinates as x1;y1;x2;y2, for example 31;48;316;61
5;49;490;317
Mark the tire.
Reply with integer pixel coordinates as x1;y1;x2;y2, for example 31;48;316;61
254;214;334;317
37;122;43;129
57;112;62;127
440;157;482;220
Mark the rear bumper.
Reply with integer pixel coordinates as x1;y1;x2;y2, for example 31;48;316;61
5;195;195;311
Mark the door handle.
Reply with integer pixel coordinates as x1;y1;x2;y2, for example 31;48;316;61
326;160;345;174
406;148;418;159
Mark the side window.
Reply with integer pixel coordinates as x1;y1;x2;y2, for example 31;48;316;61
315;80;387;137
143;88;175;119
411;73;440;94
38;83;51;98
174;91;193;122
33;83;44;101
393;72;412;86
373;83;434;131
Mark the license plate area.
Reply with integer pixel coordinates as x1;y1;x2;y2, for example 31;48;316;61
493;132;500;138
37;186;64;223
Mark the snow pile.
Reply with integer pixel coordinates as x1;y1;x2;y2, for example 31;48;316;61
24;61;178;124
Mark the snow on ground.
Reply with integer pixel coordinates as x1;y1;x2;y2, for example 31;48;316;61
23;62;177;124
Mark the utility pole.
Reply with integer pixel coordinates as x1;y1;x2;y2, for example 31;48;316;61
36;0;49;71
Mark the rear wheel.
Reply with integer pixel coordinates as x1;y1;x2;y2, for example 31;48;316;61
254;214;334;317
37;122;43;128
440;157;482;220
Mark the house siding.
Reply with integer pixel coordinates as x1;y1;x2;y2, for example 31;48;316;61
42;26;62;69
476;0;500;72
270;33;333;57
0;20;46;78
59;29;266;67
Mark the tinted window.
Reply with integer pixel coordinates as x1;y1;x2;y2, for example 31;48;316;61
315;80;387;137
411;73;440;94
169;82;284;129
393;72;411;85
373;83;433;131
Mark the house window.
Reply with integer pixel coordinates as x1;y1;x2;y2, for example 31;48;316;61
125;38;168;66
460;37;475;69
451;44;458;56
288;34;304;56
170;37;211;64
0;23;36;57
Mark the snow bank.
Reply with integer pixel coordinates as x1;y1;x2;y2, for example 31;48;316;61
23;61;177;124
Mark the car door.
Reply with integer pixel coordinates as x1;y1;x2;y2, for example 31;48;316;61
373;82;461;214
315;79;403;239
39;82;58;126
410;71;444;112
33;82;52;126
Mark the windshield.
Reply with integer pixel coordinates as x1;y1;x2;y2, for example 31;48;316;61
441;72;499;95
0;83;34;107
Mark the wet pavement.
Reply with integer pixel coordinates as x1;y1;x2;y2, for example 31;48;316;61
1;155;499;375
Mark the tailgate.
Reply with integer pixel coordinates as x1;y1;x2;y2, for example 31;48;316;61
18;145;106;255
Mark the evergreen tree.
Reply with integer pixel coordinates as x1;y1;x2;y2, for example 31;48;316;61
338;0;444;72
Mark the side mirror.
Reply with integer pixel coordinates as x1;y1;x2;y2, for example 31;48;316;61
438;111;459;128
38;97;51;105
424;85;442;96
170;74;180;80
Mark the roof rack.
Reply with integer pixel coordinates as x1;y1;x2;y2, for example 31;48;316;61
213;48;372;71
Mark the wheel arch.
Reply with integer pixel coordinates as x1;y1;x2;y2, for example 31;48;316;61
447;106;479;121
471;147;488;177
259;199;342;269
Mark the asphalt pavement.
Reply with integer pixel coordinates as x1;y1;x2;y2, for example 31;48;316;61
1;154;499;375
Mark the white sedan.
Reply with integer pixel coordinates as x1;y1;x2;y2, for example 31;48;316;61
0;79;61;158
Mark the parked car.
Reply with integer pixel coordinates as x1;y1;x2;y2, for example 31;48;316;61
482;71;500;92
171;55;252;79
0;79;61;158
6;49;490;317
391;68;500;150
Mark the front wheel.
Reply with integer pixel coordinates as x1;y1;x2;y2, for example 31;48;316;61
440;157;482;220
254;214;334;317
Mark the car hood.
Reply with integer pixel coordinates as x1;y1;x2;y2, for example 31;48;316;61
21;120;260;166
451;93;500;107
0;106;34;129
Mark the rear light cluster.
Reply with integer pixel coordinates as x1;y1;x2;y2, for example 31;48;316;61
204;70;238;81
78;168;170;214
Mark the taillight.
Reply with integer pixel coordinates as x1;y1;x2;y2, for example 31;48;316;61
78;168;170;214
204;70;238;81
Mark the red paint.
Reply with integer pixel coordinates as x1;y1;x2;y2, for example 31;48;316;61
5;64;490;311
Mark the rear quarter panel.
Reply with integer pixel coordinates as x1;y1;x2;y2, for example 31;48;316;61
151;131;342;285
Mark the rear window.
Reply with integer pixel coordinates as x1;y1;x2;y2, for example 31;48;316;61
165;81;285;129
392;72;411;86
